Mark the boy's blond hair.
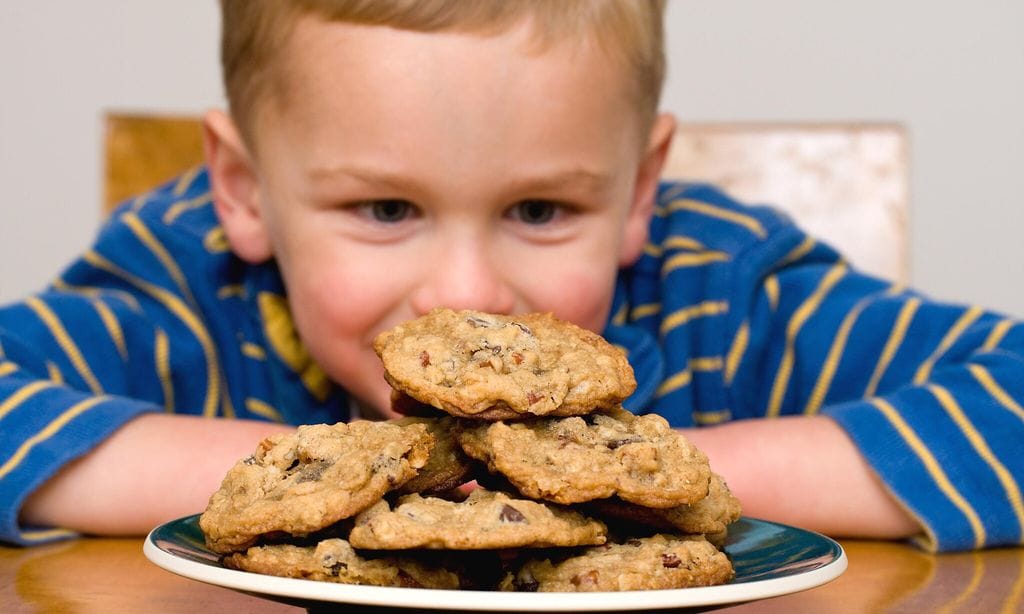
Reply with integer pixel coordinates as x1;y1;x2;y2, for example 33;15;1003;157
219;0;667;146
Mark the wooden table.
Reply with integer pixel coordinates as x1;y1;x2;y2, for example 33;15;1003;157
2;538;1022;612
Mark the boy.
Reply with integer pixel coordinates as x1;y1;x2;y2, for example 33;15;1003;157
2;0;1021;552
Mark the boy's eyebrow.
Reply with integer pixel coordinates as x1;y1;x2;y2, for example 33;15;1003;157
307;164;613;194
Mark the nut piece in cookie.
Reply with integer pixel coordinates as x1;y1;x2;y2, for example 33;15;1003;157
499;534;734;592
392;416;475;494
586;473;741;535
348;489;608;550
200;420;432;554
374;308;636;419
456;409;711;508
223;538;462;588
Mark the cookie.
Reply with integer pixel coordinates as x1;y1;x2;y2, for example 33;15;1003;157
348;488;608;550
200;420;432;554
374;308;636;419
455;409;711;508
223;538;462;589
586;473;741;535
499;534;734;592
392;416;475;495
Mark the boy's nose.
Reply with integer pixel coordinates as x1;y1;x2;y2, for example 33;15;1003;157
409;239;516;316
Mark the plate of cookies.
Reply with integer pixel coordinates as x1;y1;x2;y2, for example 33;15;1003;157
145;309;846;610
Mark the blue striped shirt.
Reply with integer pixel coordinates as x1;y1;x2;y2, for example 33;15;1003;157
1;169;1021;551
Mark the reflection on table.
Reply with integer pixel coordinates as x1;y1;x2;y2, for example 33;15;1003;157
1;537;1022;612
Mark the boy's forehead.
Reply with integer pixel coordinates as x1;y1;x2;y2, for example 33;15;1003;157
255;16;644;162
270;14;638;126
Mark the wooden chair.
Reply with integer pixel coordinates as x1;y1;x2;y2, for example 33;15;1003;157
103;114;205;211
103;113;908;282
664;123;908;283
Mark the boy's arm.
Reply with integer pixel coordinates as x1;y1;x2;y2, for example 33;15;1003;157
719;223;1024;551
20;413;291;536
641;184;1023;551
681;416;920;540
0;172;299;544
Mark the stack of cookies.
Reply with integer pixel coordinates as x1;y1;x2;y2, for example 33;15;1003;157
199;308;740;592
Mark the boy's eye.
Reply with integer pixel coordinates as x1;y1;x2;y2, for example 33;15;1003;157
510;200;558;225
361;199;413;223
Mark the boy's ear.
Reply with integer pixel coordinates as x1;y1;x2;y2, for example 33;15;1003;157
619;112;677;267
203;109;274;264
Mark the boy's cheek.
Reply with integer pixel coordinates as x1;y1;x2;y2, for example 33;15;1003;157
526;268;616;333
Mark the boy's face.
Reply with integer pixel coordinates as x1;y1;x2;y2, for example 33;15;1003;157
211;17;673;417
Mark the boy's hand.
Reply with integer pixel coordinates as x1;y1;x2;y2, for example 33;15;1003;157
20;413;293;536
680;415;921;540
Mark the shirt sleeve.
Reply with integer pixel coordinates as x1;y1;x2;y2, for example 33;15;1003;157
723;218;1024;552
0;183;231;546
0;289;170;545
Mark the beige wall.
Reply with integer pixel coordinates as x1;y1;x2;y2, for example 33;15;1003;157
2;1;1023;315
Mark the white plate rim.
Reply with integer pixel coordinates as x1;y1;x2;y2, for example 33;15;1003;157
144;517;847;612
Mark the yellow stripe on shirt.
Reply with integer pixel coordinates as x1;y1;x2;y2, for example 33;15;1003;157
779;237;817;267
172;166;202;197
611;302;628;327
162;191;212;225
0;381;56;421
663;199;768;239
865;297;921;397
914;306;985;385
655;368;692;398
764;275;780;311
155;329;174;412
45;362;64;385
663;236;706;251
929;384;1024;542
51;279;142;312
660;301;729;336
25;298;103;395
0;396;108;481
871;397;985;550
662;251;730;275
245;398;285;423
693;409;732;425
805;286;896;414
0;362;17;378
241;343;266;360
969;364;1024;422
982;318;1015;352
725;321;750;385
204;227;231;253
644;235;712;262
83;250;221;418
631;303;661;320
655;358;722;398
91;299;128;361
217;284;247;300
122;212;199;308
766;263;848;417
19;527;77;542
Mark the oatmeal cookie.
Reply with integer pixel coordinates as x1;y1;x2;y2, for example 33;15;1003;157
223;538;462;588
392;416;475;494
348;489;607;550
586;473;741;535
374;309;635;419
200;420;432;554
455;409;711;508
499;534;734;592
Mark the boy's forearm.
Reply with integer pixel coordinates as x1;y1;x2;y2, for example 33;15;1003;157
681;415;920;540
20;413;292;536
